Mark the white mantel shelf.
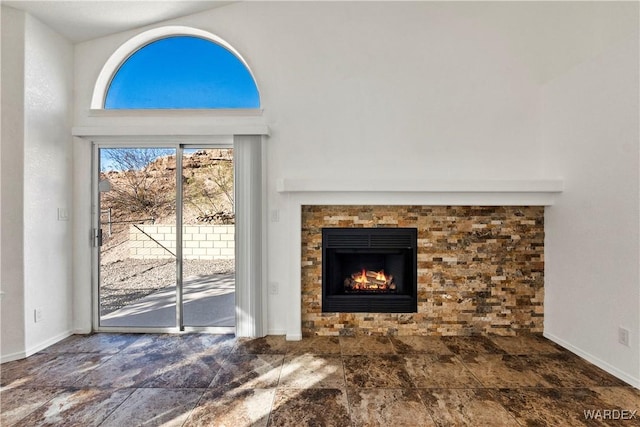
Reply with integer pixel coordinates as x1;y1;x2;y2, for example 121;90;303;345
277;178;563;193
276;178;564;206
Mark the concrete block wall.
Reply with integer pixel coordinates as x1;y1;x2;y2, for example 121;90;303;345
129;224;235;260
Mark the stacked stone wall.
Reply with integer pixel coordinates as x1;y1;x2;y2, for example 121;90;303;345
301;205;544;337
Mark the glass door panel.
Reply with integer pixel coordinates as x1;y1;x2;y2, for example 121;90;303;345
181;148;235;327
98;147;177;328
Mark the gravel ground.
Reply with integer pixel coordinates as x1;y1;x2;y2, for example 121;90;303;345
100;258;235;314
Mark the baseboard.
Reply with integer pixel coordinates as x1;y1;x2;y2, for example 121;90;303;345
1;350;27;364
25;330;74;358
285;332;302;341
73;328;92;335
1;329;74;364
544;332;640;389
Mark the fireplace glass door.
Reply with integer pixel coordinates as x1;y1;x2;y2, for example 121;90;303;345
322;228;417;313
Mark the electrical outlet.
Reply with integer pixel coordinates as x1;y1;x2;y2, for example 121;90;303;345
618;327;630;347
34;309;43;323
269;282;279;295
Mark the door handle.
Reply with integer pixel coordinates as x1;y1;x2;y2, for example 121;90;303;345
95;228;103;247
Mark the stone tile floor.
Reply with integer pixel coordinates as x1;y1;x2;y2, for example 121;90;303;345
1;333;638;426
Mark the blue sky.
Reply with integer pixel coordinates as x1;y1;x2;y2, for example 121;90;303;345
105;36;259;109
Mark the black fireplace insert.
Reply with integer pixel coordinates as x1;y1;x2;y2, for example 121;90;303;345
322;227;418;313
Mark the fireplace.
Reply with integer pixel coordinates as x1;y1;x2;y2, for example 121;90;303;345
322;227;418;313
302;205;545;336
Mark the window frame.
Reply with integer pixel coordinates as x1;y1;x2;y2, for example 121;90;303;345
91;26;260;110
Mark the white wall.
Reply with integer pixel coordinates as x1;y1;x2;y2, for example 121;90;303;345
73;1;546;334
22;13;75;353
542;33;640;387
0;7;74;361
69;1;639;385
1;6;27;361
75;2;543;179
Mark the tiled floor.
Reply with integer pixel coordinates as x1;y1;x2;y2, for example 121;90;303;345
1;334;638;426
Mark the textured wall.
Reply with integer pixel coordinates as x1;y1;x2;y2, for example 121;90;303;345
23;13;74;352
302;205;544;337
542;35;640;385
1;5;27;361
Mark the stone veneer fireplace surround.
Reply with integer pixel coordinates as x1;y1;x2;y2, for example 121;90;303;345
303;205;545;337
277;179;563;340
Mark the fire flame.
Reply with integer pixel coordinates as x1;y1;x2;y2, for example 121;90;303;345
349;269;393;291
354;269;368;284
353;269;389;284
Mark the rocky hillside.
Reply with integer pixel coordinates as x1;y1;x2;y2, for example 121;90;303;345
100;148;234;226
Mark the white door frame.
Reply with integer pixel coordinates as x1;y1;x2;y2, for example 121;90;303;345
73;128;268;337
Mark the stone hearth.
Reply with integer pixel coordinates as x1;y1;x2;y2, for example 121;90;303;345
301;205;544;337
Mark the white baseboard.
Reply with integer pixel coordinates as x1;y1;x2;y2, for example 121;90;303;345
285;332;302;341
544;332;640;389
73;328;92;335
1;350;27;364
25;330;74;357
1;329;74;364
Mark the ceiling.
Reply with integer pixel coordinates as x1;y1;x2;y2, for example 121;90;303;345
1;0;235;43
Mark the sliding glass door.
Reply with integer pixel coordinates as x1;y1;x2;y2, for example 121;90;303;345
95;145;235;331
181;148;235;327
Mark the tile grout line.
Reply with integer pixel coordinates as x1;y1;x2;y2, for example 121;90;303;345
93;344;136;427
95;387;138;427
265;347;288;427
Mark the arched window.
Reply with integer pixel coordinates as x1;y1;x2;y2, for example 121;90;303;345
94;28;260;109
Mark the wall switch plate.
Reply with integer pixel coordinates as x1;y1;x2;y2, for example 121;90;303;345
58;207;69;221
618;327;630;347
270;209;280;222
34;309;43;323
269;282;279;295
